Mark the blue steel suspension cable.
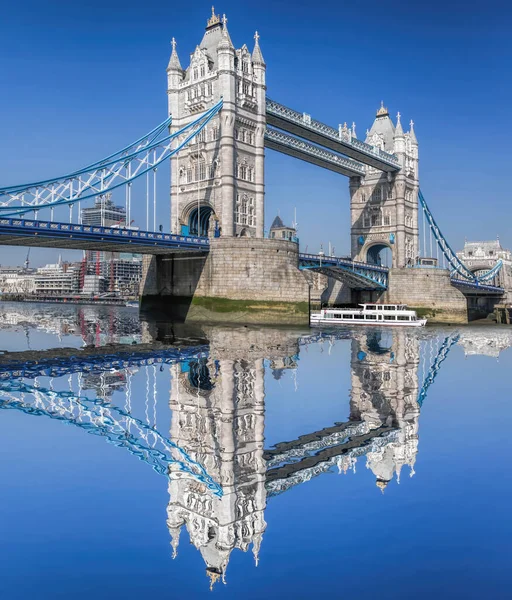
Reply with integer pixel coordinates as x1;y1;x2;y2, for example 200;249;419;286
0;100;223;214
0;378;223;495
419;190;503;283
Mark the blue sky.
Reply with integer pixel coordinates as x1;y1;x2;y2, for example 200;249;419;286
0;0;510;265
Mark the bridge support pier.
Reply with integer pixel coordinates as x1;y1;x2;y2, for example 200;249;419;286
382;268;468;324
140;238;311;325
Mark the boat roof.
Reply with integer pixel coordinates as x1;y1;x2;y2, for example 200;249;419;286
359;303;407;308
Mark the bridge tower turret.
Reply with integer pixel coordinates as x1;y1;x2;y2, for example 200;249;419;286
167;9;267;238
350;104;419;268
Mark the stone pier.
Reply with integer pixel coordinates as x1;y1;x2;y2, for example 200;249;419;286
140;238;311;325
382;268;468;323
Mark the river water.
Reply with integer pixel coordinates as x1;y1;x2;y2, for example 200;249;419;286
0;302;510;599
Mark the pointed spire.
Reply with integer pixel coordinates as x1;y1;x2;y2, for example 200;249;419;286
169;525;181;559
395;111;404;137
167;37;183;72
376;101;389;117
207;5;221;28
409;119;418;144
252;533;263;567
252;31;265;65
217;13;234;50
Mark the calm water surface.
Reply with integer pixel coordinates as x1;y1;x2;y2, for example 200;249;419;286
0;302;510;599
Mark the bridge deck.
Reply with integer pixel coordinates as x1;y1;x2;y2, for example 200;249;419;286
265;128;366;177
0;218;209;254
266;99;400;172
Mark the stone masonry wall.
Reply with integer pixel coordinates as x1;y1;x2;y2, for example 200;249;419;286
194;237;310;303
140;238;311;325
383;268;468;323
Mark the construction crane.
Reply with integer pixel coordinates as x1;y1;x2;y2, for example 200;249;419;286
24;248;31;271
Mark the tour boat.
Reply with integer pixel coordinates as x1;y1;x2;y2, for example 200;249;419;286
125;300;139;308
310;304;427;327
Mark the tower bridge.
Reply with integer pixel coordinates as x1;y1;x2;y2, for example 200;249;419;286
0;8;508;322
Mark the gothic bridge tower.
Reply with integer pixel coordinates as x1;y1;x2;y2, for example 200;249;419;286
167;8;266;238
350;105;419;268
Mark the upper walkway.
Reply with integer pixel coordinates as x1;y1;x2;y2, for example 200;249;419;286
266;98;401;172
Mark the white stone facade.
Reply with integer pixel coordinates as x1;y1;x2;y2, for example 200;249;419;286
351;106;419;268
457;239;512;302
167;10;266;238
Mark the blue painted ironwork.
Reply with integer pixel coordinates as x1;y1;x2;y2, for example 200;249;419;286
264;128;366;177
0;101;223;217
0;217;210;253
417;335;460;407
419;190;504;287
0;345;209;380
451;279;504;294
299;252;388;290
474;259;503;283
0;380;222;495
266;98;400;171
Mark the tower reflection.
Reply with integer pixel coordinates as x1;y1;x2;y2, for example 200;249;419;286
166;327;299;586
165;326;425;584
349;330;420;489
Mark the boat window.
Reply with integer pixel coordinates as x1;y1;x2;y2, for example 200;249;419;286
384;315;396;321
342;314;353;319
377;306;383;310
367;305;376;310
384;305;394;311
365;314;377;320
334;313;342;319
397;315;409;321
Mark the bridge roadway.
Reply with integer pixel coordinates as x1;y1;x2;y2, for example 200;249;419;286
0;218;503;296
0;342;209;380
0;217;210;255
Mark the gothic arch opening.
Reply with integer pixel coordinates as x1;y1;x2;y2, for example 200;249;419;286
366;243;392;268
188;205;214;237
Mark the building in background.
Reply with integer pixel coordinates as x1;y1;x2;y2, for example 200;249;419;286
81;193;126;227
268;215;297;242
457;239;512;302
34;260;80;296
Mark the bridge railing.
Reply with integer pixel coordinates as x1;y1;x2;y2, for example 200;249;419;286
0;217;210;248
299;252;389;272
266;98;400;169
265;129;366;176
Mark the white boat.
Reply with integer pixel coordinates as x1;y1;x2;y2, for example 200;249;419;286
310;303;427;327
125;300;139;308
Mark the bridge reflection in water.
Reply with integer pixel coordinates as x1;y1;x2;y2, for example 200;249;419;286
0;307;510;588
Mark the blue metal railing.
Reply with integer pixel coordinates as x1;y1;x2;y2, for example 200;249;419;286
266;98;400;170
0;217;210;251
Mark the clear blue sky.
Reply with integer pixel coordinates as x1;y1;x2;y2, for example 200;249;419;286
0;0;510;265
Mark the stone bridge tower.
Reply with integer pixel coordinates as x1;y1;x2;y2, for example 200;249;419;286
350;105;419;268
167;9;266;238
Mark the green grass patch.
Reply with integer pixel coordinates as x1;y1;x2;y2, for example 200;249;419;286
191;296;309;315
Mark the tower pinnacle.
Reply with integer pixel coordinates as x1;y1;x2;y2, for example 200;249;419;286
409;119;418;144
167;37;182;72
207;6;221;28
217;13;234;50
395;111;404;137
252;30;265;65
376;101;389;117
